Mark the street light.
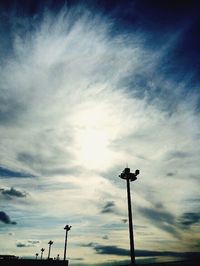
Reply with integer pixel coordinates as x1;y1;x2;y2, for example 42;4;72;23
40;248;45;260
48;240;53;259
63;225;72;261
35;253;39;260
119;167;140;266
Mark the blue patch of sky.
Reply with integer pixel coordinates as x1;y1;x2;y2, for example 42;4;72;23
0;166;35;178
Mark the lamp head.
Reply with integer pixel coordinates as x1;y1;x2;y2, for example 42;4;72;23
64;225;72;231
135;169;140;176
124;167;130;175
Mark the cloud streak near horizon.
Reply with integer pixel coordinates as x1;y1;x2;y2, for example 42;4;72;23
0;0;200;265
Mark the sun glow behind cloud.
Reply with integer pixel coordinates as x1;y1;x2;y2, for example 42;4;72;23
77;128;111;169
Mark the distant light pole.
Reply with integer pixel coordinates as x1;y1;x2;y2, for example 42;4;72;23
48;240;53;259
63;225;72;261
119;167;140;266
35;253;39;260
40;248;45;260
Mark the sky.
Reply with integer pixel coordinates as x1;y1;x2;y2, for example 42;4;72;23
0;0;200;265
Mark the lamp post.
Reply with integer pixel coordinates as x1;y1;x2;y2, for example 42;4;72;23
119;167;140;266
35;253;39;260
48;240;53;259
40;248;45;260
63;225;72;261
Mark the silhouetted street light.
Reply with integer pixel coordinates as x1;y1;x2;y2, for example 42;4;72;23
40;248;45;260
35;253;39;260
63;224;72;261
119;167;140;266
48;240;53;259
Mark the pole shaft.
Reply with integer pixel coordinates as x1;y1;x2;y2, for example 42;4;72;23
64;230;68;260
48;245;51;259
126;178;136;265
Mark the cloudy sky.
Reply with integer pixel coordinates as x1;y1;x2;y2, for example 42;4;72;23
0;0;200;265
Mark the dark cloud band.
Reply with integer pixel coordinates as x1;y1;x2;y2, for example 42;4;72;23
0;211;17;225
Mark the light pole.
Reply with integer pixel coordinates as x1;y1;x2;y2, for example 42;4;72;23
48;240;53;259
35;253;39;260
63;225;72;261
40;248;45;260
119;167;140;266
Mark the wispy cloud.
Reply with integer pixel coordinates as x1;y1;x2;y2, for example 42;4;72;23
138;204;181;239
1;187;27;198
16;240;40;248
179;212;200;228
101;201;116;214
